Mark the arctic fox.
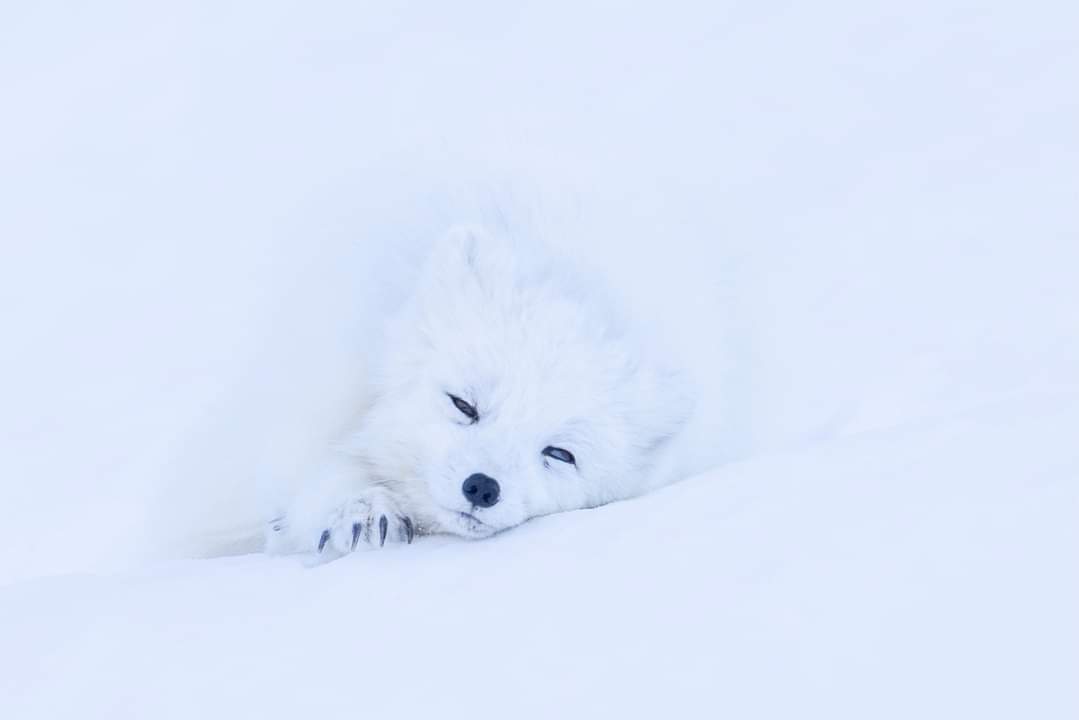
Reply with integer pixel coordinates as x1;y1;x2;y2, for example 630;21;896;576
266;227;692;558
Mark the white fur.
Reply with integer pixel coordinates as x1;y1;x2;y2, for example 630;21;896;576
266;227;692;558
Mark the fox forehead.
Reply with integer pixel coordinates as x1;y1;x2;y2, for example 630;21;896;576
434;325;636;424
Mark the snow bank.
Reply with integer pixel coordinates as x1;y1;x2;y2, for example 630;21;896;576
1;0;1077;716
2;395;1076;718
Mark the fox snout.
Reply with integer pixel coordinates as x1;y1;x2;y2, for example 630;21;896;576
462;473;500;508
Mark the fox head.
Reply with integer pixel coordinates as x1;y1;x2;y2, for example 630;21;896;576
356;227;693;537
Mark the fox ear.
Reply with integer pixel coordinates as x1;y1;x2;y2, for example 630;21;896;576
429;226;509;280
634;361;696;451
420;225;515;298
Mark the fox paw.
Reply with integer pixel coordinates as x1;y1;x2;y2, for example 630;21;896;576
269;491;416;558
321;494;416;554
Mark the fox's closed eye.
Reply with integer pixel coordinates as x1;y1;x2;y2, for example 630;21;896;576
448;394;479;423
542;446;576;465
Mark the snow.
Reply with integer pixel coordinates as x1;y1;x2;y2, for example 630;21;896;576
1;1;1077;717
3;398;1076;718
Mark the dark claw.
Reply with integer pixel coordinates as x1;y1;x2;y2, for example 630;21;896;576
379;515;388;547
402;516;414;544
351;523;363;551
318;529;331;552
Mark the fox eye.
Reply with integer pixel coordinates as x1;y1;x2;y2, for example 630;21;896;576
448;394;478;423
542;446;576;465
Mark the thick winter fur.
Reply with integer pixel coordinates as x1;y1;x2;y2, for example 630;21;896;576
266;227;692;558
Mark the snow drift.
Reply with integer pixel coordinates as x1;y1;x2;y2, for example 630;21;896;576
0;1;1077;717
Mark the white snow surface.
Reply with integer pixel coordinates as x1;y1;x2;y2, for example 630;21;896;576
1;1;1077;718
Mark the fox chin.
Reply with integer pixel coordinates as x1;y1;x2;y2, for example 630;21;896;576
265;226;693;559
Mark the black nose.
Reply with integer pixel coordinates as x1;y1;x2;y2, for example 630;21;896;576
462;473;500;508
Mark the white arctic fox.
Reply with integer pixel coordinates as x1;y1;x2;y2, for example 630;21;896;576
266;227;692;558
